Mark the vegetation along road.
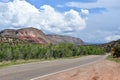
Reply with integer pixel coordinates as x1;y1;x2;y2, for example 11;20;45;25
0;55;106;80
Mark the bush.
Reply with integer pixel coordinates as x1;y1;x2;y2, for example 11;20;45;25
113;45;120;57
0;43;105;62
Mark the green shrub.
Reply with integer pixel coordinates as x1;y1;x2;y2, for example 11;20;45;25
0;43;105;62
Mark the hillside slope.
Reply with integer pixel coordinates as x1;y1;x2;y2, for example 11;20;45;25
47;35;84;45
0;27;49;44
0;27;84;45
101;39;120;52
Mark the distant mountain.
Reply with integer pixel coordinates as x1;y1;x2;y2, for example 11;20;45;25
47;35;84;45
106;39;120;46
0;27;49;44
0;27;84;45
84;42;104;45
98;39;120;52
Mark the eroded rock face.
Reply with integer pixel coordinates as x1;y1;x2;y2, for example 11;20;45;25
0;27;84;45
0;29;17;37
47;35;84;45
17;27;49;44
0;27;49;44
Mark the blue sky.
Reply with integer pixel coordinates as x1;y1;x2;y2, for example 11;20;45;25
0;0;120;43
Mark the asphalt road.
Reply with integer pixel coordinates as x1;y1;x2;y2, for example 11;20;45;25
0;55;105;80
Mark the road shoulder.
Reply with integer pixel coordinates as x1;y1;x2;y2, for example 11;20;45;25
32;59;120;80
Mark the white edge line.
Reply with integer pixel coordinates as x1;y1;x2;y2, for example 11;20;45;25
30;56;107;80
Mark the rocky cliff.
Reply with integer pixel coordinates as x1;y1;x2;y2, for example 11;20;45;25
0;27;84;45
0;27;49;44
47;35;84;45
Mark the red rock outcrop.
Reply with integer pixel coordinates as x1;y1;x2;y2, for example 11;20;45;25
0;27;49;44
0;27;84;45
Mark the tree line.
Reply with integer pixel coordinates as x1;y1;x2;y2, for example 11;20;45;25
0;43;105;62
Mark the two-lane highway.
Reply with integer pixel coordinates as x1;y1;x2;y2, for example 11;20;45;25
0;55;106;80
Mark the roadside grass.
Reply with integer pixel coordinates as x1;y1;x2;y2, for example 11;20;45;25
0;59;41;68
0;54;103;68
0;55;87;68
107;55;120;63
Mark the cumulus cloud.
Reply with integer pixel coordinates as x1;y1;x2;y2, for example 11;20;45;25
80;9;89;20
0;0;86;34
81;9;89;15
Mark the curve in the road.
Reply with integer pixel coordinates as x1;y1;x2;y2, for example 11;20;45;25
0;55;106;80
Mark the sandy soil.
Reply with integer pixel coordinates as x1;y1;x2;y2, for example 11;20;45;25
37;60;120;80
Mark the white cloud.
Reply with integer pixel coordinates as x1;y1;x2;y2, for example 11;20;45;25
65;0;120;43
66;0;120;9
81;9;89;15
105;35;120;42
96;30;120;42
76;29;120;43
0;0;86;34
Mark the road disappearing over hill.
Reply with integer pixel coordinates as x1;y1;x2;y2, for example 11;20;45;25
0;55;106;80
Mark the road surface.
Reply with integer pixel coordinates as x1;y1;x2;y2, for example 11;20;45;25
0;55;105;80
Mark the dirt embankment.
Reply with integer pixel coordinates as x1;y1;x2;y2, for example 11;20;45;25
38;60;120;80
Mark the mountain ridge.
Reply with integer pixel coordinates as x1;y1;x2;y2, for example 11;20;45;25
0;27;84;45
47;34;84;45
